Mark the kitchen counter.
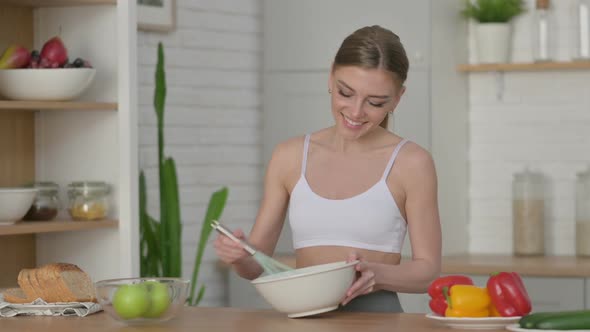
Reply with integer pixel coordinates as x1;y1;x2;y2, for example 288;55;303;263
0;306;510;332
267;254;590;277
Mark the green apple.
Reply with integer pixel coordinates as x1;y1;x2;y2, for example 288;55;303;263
142;281;171;318
112;284;150;320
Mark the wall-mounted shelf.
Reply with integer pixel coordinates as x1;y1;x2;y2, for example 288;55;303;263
0;219;118;236
0;0;115;7
0;100;117;111
458;61;590;72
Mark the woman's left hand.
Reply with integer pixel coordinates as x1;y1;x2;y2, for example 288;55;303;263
341;252;377;306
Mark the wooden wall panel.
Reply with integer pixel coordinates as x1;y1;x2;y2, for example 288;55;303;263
0;235;35;288
0;111;35;187
0;6;36;289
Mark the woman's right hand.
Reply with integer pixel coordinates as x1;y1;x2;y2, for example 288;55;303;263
213;228;250;265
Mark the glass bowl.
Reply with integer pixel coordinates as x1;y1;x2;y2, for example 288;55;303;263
95;277;190;325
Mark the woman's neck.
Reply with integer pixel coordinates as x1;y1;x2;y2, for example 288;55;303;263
325;126;386;153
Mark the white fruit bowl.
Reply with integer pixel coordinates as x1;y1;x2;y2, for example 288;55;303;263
0;68;96;101
0;188;38;225
251;261;358;318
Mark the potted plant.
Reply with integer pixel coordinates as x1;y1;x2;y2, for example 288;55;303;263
462;0;526;63
139;42;229;306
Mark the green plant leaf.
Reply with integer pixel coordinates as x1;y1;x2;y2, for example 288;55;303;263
462;0;525;23
140;171;148;276
162;157;182;277
154;42;166;129
188;187;228;305
193;285;206;306
146;214;163;277
154;42;169;276
140;170;164;277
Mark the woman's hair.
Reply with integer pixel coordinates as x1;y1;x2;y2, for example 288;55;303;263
333;25;409;129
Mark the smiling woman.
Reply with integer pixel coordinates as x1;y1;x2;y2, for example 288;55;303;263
214;25;441;316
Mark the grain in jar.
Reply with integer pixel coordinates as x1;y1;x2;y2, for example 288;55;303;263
576;167;590;256
67;181;110;221
513;169;545;256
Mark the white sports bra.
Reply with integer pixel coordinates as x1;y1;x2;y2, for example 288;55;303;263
288;134;409;253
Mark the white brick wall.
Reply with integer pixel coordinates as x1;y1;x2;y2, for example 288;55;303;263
468;0;590;254
138;0;262;306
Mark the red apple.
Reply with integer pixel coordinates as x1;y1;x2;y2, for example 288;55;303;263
40;36;68;68
0;45;31;69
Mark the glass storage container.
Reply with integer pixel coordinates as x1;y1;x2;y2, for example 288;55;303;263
513;168;545;256
533;0;554;62
576;167;590;256
67;181;110;221
572;0;590;59
23;182;60;221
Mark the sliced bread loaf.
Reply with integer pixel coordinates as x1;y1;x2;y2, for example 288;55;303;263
5;263;96;304
36;264;63;303
2;288;30;304
17;269;39;302
51;263;96;302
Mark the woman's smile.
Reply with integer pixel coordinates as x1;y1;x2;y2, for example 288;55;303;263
342;113;367;129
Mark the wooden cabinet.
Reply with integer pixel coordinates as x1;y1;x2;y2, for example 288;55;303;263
0;0;137;287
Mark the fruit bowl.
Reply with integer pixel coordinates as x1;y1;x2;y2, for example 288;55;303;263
0;188;38;225
95;277;190;325
0;68;95;101
251;261;358;318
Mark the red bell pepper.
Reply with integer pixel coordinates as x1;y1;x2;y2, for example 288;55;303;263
486;272;532;317
428;275;474;316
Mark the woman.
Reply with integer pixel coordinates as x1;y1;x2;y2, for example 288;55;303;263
214;25;441;313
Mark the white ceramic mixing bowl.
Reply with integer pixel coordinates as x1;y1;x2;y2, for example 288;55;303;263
251;260;358;318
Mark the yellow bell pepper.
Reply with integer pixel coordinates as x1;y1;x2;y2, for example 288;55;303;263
489;302;501;317
444;284;491;318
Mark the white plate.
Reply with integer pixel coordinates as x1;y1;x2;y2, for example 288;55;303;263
506;323;590;332
426;313;521;330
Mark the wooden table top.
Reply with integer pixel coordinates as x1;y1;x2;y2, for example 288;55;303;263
0;306;512;332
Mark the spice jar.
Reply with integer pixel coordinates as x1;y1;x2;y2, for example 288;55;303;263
576;167;590;256
23;182;60;221
67;181;110;221
512;168;545;256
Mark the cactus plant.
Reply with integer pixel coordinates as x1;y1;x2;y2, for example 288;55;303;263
140;42;228;306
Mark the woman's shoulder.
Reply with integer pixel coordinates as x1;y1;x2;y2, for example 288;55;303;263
396;139;435;174
273;135;306;157
267;135;308;171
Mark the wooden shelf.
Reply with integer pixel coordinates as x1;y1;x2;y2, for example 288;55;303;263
0;0;115;7
458;60;590;72
0;100;117;111
0;219;118;236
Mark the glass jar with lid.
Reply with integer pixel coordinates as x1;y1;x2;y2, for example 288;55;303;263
576;167;590;256
23;182;60;221
513;168;545;256
67;181;110;221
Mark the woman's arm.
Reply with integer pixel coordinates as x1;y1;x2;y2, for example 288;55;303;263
227;139;296;280
342;144;441;304
373;145;442;293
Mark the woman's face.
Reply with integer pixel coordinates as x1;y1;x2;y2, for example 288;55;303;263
329;66;404;140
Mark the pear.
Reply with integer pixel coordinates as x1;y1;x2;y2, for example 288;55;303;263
0;45;31;69
40;36;68;68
